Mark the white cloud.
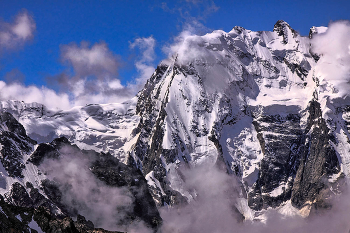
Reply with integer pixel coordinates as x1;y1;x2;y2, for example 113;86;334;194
159;163;241;232
0;10;36;50
47;41;135;107
61;41;119;78
312;20;350;98
0;38;153;110
130;36;156;85
0;81;71;110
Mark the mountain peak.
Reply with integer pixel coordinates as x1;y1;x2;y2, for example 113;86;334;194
273;20;298;44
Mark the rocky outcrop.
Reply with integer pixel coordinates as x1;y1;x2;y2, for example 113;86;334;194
248;110;303;210
291;101;340;209
0;183;123;233
0;112;36;178
28;137;71;166
273;20;298;44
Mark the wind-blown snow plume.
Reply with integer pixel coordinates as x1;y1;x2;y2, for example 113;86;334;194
162;28;203;63
0;10;36;51
312;20;350;98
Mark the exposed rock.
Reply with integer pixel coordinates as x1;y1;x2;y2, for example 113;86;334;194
4;182;33;208
291;101;340;208
248;111;303;210
28;137;71;166
273;20;298;44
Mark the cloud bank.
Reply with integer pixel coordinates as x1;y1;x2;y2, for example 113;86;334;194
0;33;156;110
0;81;71;110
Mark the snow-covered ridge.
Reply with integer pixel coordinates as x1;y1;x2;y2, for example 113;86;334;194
0;98;139;163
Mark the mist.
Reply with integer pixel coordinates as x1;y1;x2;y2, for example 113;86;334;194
312;20;350;98
159;162;242;233
157;161;350;233
39;145;146;232
36;144;350;233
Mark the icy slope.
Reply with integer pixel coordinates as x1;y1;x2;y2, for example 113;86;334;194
125;20;347;218
0;98;139;162
129;20;314;204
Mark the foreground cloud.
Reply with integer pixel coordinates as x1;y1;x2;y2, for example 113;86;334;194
40;146;134;231
159;161;350;233
159;163;241;232
0;10;36;50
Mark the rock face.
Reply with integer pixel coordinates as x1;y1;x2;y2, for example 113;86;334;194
248;109;303;210
291;101;340;209
0;20;349;230
0;112;36;178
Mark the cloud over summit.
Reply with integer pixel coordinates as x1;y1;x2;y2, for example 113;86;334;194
312;20;350;98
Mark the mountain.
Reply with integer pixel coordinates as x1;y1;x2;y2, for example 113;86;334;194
0;20;349;232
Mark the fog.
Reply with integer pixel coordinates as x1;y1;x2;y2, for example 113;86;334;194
36;142;350;233
39;146;146;232
158;162;350;233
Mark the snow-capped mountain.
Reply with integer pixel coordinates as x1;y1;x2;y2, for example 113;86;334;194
128;19;345;217
0;20;349;232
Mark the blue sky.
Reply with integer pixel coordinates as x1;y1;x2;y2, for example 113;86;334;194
0;0;349;108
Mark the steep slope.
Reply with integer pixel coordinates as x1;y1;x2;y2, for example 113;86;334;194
125;20;345;218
